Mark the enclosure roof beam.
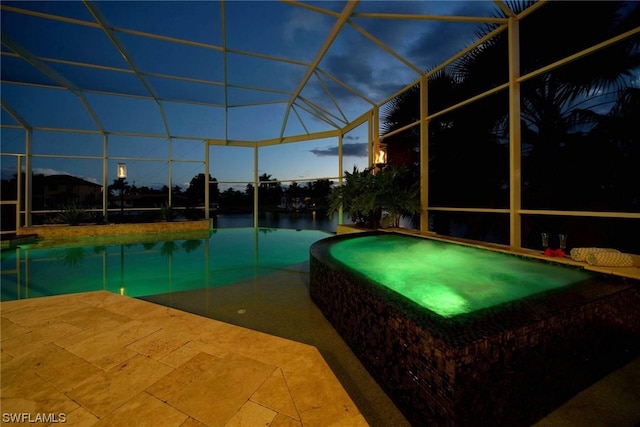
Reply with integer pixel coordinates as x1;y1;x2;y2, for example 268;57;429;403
351;11;507;24
83;1;171;139
280;0;359;140
282;1;340;19
293;100;341;129
0;32;105;133
220;0;230;143
296;96;346;127
1;100;32;130
348;20;422;76
314;71;349;124
315;68;376;106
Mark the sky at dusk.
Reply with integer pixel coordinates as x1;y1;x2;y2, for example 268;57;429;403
1;1;500;191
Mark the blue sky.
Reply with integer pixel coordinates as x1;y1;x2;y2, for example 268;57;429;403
1;1;499;191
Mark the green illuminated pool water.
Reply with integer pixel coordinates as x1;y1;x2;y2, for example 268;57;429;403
1;228;330;301
328;234;593;317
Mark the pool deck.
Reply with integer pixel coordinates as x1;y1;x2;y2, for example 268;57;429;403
2;289;639;426
0;291;367;427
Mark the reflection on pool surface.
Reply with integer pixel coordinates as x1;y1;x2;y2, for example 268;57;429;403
329;234;593;317
1;228;331;301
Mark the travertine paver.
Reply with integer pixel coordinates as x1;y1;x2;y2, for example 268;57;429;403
0;291;366;427
251;368;300;420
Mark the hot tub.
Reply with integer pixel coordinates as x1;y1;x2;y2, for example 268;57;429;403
309;231;640;427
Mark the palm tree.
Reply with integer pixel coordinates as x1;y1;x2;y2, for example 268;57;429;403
327;165;419;229
258;172;282;208
565;87;640;212
462;1;640;211
381;0;639;244
185;173;219;206
108;178;130;197
258;173;276;188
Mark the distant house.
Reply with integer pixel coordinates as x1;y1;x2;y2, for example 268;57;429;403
36;174;102;209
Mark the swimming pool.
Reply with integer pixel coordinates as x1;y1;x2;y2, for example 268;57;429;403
310;231;640;426
1;228;331;301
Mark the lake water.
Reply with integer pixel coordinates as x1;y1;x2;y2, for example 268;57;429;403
213;211;341;232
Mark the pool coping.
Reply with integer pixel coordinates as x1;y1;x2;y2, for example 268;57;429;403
14;219;211;239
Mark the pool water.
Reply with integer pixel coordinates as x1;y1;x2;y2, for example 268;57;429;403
329;234;593;317
1;228;331;301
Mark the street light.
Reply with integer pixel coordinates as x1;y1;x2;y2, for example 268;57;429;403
117;163;126;222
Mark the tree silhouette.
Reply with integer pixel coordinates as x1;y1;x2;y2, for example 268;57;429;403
108;178;130;197
257;173;282;208
185;173;219;206
380;0;639;248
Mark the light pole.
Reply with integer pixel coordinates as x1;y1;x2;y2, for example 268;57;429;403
117;163;127;223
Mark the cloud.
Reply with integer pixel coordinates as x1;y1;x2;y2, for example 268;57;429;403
319;16;419;103
407;2;502;69
283;1;493;123
82;176;100;185
0;166;17;180
317;1;499;107
322;51;409;104
33;168;71;176
2;166;97;183
310;142;367;157
28;168;100;185
282;8;329;44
